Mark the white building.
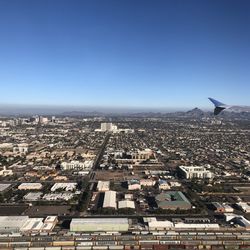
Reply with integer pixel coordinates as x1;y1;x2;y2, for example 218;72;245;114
43;193;74;201
174;223;220;229
51;183;77;192
124;194;133;200
70;218;129;232
97;181;110;191
18;183;43;190
0;216;29;233
148;220;174;231
169;181;181;187
179;165;213;179
0;167;13;176
140;179;155;187
100;123;117;132
61;160;93;171
20;218;44;233
0;184;11;192
237;202;250;213
103;191;117;209
42;216;58;232
24;192;43;201
118;200;135;209
128;180;141;190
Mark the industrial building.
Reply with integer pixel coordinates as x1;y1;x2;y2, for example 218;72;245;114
236;202;250;213
0;183;11;192
23;192;43;201
212;202;234;213
70;218;129;232
155;191;192;210
0;216;57;234
0;216;29;233
51;182;77;192
20;218;44;233
103;190;117;209
179;165;213;179
148;219;173;231
118;200;135;209
97;181;110;191
18;183;43;190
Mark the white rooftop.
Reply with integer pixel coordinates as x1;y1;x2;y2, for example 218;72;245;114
71;218;128;224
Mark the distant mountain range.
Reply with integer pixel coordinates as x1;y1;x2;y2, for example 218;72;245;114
59;107;250;120
1;106;250;120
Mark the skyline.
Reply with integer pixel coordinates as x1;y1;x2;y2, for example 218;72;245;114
0;0;250;109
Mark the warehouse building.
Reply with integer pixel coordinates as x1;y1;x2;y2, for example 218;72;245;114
174;223;220;229
18;183;43;190
0;216;29;233
155;191;191;210
70;218;129;232
23;192;43;201
118;200;135;209
148;220;173;231
20;218;44;233
0;183;11;192
103;190;117;209
0;216;57;234
97;181;110;191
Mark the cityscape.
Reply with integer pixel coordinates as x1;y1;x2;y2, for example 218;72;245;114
0;0;250;249
0;110;249;249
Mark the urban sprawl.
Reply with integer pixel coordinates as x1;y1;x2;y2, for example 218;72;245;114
0;111;249;250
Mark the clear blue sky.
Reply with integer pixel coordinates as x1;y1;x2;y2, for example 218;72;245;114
0;0;249;110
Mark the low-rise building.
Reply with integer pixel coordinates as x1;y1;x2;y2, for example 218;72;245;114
128;180;141;190
0;167;13;176
18;183;43;190
0;216;29;233
140;179;155;187
51;182;77;192
103;191;117;209
13;143;29;154
70;218;129;232
237;202;250;213
97;181;110;191
0;183;11;192
148;220;174;231
23;192;43;201
118;200;135;209
61;160;93;171
155;191;191;210
179;165;213;179
158;180;170;190
124;194;133;200
212;202;234;213
42;216;58;232
20;218;44;233
174;223;220;229
43;193;74;201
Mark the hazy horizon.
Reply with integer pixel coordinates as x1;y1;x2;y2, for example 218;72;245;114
0;103;212;116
